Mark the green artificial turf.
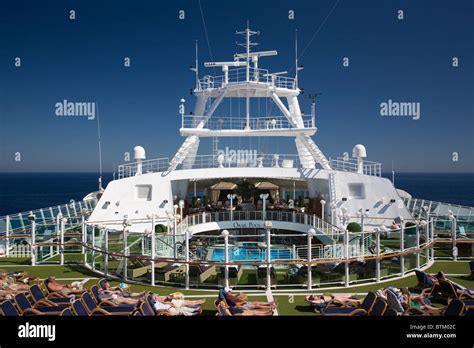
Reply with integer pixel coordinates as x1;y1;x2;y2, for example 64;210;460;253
1;258;473;315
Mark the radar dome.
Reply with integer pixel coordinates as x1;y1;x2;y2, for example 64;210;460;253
352;144;367;158
134;146;146;160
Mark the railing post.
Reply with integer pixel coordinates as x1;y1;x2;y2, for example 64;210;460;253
81;215;86;256
375;228;381;283
399;219;405;276
266;226;272;291
151;215;156;286
123;228;128;281
307;229;315;290
425;219;430;263
344;229;350;287
415;223;420;269
92;226;95;269
222;230;230;289
5;215;10;257
104;229;109;277
185;229;190;290
430;217;434;262
451;214;457;261
60;217;65;266
30;215;36;266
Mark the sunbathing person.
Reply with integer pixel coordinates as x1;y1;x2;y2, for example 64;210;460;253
0;272;30;292
223;287;275;310
97;287;141;305
162;292;205;307
45;276;85;296
305;293;361;308
219;300;273;316
400;288;441;313
151;295;201;316
101;280;145;299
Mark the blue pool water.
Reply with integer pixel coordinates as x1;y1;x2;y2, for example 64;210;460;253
211;247;292;261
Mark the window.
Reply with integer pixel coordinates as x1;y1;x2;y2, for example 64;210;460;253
136;185;152;201
348;183;365;199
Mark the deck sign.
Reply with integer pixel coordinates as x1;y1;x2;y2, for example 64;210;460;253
18;323;56;341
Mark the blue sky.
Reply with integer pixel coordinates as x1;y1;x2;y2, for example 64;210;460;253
0;0;473;173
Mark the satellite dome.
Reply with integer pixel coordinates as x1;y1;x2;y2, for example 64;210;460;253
352;144;367;158
134;146;146;160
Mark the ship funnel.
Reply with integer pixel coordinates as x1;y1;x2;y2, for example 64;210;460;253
134;146;146;175
352;144;367;174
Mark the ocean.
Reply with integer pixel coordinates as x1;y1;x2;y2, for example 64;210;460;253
0;172;473;216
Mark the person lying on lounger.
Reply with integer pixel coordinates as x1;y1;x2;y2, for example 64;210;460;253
151;295;201;316
305;293;361;308
0;272;30;292
218;300;273;316
400;288;442;312
101;280;145;299
223;287;275;310
45;276;85;296
97;287;141;305
162;292;205;307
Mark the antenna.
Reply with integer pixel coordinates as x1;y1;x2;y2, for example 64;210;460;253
189;40;199;91
295;29;304;89
306;93;322;127
295;29;298;86
236;21;259;82
236;21;259;130
96;103;104;192
392;160;395;186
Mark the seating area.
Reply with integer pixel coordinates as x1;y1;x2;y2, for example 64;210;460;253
305;271;474;316
0;276;207;317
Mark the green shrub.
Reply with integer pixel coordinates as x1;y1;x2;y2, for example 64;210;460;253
154;224;167;233
346;222;362;232
404;221;416;235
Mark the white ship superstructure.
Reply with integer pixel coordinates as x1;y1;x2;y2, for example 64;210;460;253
88;26;412;232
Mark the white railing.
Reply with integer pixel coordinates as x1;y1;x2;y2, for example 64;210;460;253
0;199;97;237
117;157;170;179
181;115;314;131
329;157;382;177
174;210;343;240
198;67;297;90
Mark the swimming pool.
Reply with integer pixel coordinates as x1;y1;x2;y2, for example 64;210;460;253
210;246;292;261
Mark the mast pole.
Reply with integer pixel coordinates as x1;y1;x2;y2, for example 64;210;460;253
245;21;250;130
295;29;298;88
195;40;199;90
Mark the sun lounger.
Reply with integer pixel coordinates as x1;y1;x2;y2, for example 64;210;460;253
155;263;186;283
444;299;465;316
189;264;217;284
80;293;135;315
29;285;73;307
218;265;243;286
89;285;136;308
321;291;376;316
13;293;63;315
0;300;21;316
369;298;388;316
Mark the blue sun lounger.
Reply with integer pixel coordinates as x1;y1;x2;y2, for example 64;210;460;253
321;291;376;316
29;285;73;307
14;293;64;315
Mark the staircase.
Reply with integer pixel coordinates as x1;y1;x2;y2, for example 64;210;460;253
167;136;200;171
298;134;331;169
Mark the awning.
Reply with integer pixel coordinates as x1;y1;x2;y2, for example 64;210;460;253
254;181;279;190
209;181;237;190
